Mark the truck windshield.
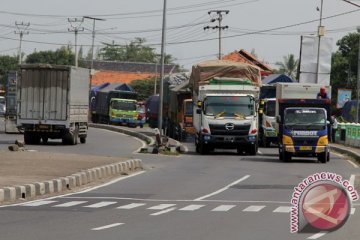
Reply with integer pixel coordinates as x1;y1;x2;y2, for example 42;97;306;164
265;100;275;116
111;101;136;111
284;109;326;130
204;96;254;118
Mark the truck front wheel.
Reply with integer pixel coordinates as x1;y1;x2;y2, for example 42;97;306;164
248;143;258;155
317;152;327;164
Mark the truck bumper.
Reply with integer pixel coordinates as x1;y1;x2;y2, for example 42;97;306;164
284;145;329;156
199;134;257;148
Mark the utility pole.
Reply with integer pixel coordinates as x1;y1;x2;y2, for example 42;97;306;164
204;10;229;60
316;0;324;84
158;0;167;134
68;18;84;67
83;16;105;70
15;22;30;64
357;30;360;123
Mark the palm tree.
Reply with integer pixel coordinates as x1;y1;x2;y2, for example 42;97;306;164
275;54;299;80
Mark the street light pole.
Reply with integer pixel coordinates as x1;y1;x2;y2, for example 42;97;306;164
356;32;360;123
158;0;167;134
316;0;324;84
84;16;105;70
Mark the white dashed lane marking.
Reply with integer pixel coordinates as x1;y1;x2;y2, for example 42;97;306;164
53;201;87;207
83;201;118;208
91;223;124;231
211;205;236;212
147;204;176;210
242;205;266;212
117;203;146;209
273;206;292;213
179;205;205;211
150;207;177;216
21;200;57;207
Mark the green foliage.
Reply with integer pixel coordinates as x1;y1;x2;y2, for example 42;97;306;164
275;54;299;80
100;38;175;64
330;31;360;109
25;46;75;65
130;77;159;100
0;55;19;87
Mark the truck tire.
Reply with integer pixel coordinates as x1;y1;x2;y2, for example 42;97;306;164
263;137;270;148
279;148;283;161
327;152;330;162
283;152;292;162
199;142;209;155
80;137;86;144
317;152;327;164
237;146;244;155
62;126;78;145
248;143;258;155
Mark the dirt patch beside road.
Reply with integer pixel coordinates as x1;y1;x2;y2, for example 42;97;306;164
0;150;128;188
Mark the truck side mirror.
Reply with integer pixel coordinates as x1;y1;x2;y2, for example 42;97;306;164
276;115;281;123
196;108;202;114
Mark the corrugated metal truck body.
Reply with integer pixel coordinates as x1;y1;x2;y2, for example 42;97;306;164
17;64;90;145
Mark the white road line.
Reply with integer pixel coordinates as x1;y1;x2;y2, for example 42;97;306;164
117;203;146;209
150;207;176;216
91;223;124;231
53;201;87;207
178;204;205;211
148;204;176;210
60;196;290;204
242;205;266;212
273;206;292;213
211;205;236;212
351;208;356;215
307;232;327;239
1;171;146;208
350;174;356;186
194;175;250;201
21;200;57;207
347;160;359;168
84;201;118;208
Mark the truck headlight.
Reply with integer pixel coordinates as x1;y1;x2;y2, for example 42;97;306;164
282;135;293;145
317;135;328;146
204;135;211;141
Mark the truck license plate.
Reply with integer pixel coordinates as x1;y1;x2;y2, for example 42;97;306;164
38;124;49;129
299;146;312;151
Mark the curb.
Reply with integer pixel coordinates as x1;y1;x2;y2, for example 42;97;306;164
0;159;143;205
331;145;360;164
89;123;155;146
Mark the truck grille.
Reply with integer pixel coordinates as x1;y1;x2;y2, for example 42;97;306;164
293;137;318;146
209;124;251;136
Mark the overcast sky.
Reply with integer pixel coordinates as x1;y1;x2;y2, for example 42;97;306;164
0;0;359;70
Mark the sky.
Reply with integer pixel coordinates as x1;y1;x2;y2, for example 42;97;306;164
0;0;360;71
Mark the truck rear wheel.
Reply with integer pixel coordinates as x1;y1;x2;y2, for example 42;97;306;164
80;137;86;144
248;143;258;155
24;132;40;145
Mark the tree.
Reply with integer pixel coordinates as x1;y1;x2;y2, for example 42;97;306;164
100;38;175;64
130;77;159;100
26;46;75;65
275;54;299;80
0;55;19;87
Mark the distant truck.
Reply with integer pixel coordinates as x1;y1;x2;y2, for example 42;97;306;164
146;94;159;128
91;84;141;127
17;64;90;145
258;84;277;147
163;76;195;141
275;83;331;163
191;60;262;155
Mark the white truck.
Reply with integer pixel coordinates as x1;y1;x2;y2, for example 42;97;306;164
190;60;262;155
17;64;90;145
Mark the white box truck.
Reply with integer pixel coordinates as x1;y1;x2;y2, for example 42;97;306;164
190;60;262;155
17;64;90;145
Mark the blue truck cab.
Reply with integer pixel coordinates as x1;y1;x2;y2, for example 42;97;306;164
277;99;331;163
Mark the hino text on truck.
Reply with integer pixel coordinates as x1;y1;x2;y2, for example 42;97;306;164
190;60;262;155
17;64;90;145
275;83;331;163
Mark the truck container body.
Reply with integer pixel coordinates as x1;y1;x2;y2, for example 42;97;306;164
163;77;195;141
275;83;331;163
17;64;90;145
191;60;262;155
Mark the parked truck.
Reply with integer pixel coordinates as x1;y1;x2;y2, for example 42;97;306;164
191;60;262;155
258;84;277;147
275;83;331;163
163;74;195;141
17;64;90;145
91;83;140;126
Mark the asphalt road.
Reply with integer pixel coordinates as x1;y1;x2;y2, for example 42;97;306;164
0;121;359;240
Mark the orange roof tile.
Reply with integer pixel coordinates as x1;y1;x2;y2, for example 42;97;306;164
91;70;158;86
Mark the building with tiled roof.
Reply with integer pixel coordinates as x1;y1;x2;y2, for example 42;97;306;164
83;60;178;86
222;49;273;77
